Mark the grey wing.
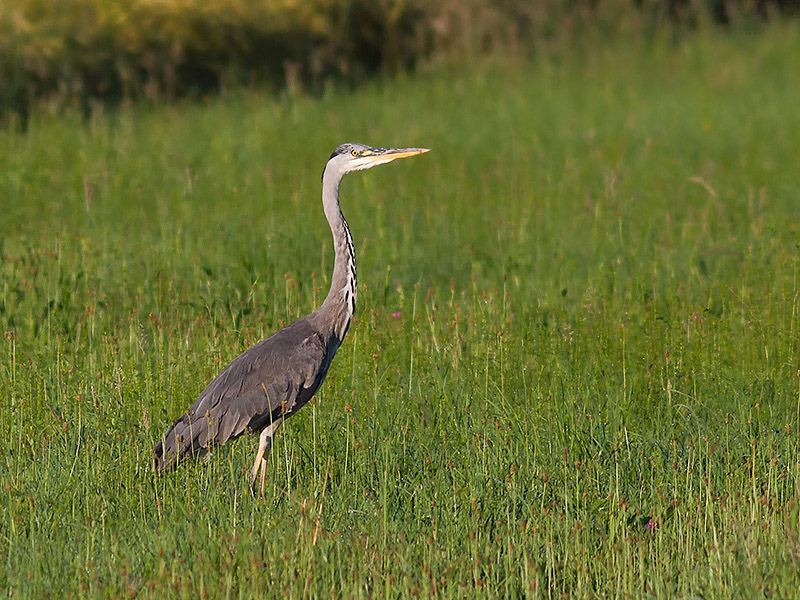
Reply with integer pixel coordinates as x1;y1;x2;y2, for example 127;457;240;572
194;322;328;441
154;318;327;471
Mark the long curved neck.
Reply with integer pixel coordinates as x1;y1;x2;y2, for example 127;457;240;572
319;167;357;341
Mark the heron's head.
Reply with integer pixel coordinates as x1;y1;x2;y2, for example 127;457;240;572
325;143;429;177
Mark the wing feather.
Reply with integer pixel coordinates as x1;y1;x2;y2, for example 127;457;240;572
154;317;328;470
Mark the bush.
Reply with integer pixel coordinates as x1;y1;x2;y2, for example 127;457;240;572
0;0;797;117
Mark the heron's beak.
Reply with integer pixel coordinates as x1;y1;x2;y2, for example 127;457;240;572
360;147;430;167
375;148;430;160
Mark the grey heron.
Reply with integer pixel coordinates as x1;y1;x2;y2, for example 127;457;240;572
153;143;429;495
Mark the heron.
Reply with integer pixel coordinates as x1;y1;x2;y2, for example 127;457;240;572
153;142;429;495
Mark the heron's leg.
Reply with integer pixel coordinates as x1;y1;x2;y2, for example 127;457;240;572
259;456;268;497
250;417;282;497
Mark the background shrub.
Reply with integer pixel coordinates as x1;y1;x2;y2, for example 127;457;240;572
0;0;798;117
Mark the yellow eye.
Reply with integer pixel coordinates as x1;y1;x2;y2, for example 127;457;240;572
351;149;359;157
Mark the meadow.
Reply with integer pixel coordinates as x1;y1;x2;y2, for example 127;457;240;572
2;23;800;599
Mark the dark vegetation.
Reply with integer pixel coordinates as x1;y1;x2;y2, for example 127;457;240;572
1;0;799;119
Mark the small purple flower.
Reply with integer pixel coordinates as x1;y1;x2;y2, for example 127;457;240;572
392;311;403;319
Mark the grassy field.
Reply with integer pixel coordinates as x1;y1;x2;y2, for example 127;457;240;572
2;23;800;599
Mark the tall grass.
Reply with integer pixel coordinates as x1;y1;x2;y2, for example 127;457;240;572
2;23;800;598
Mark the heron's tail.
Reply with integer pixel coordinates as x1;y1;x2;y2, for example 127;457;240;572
153;413;210;472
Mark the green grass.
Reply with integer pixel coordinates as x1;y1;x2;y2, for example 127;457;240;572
3;23;800;599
